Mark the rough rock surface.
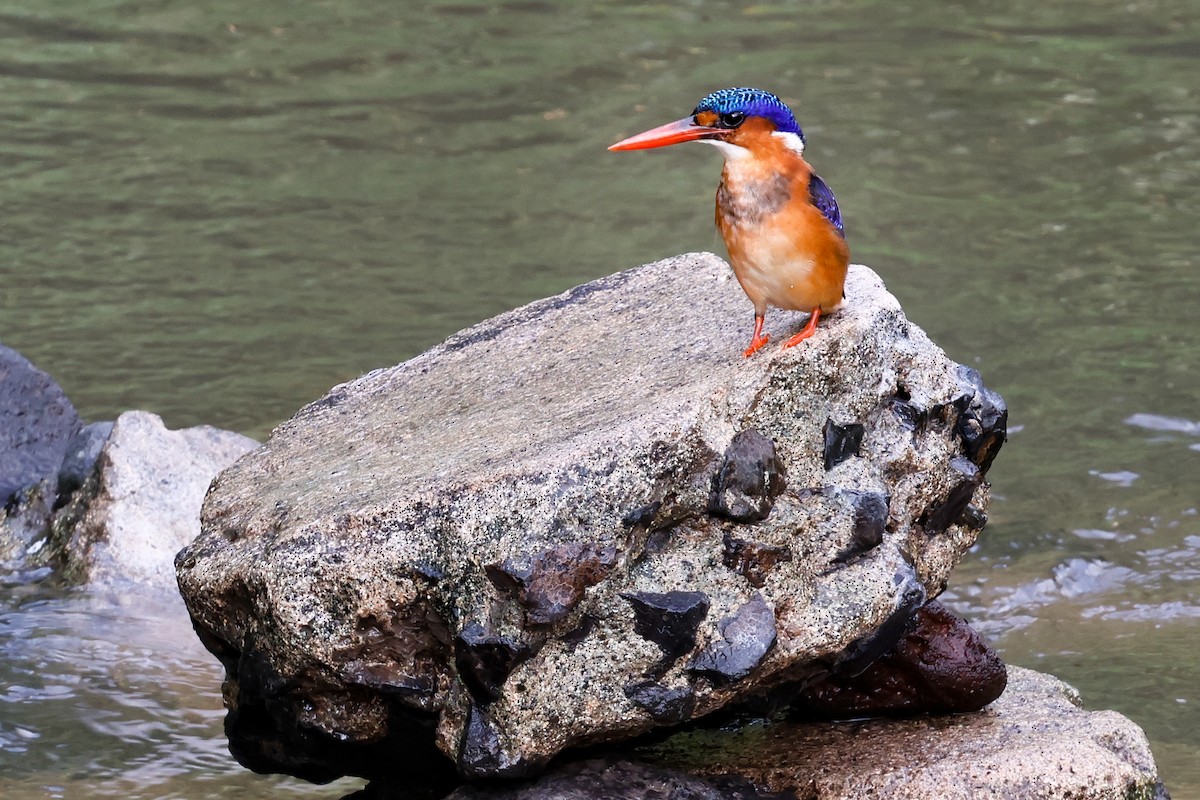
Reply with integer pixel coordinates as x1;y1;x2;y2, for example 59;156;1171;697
176;253;1007;781
634;666;1169;800
50;410;257;589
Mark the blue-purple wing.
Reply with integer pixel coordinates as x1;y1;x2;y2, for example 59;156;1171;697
808;173;844;238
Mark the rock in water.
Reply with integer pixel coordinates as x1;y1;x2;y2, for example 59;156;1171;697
51;411;258;589
0;344;81;506
0;344;81;566
176;254;1007;781
631;667;1167;800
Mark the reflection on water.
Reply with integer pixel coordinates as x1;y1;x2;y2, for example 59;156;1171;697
0;0;1197;797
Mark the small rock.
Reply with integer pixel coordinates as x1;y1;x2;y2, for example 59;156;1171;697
823;418;864;470
622;591;711;670
623;681;696;724
708;428;787;522
49;410;257;589
689;594;777;684
635;667;1167;800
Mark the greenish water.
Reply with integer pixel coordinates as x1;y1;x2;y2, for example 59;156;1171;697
1;0;1197;797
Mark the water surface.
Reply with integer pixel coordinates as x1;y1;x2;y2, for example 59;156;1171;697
1;0;1197;796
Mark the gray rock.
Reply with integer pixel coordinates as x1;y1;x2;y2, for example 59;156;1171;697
0;344;82;567
50;410;257;589
177;254;1007;781
633;666;1169;800
0;343;81;505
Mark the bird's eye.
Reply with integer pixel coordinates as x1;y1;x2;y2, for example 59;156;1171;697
718;111;745;128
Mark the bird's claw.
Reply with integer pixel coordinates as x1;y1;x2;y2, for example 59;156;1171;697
742;334;770;358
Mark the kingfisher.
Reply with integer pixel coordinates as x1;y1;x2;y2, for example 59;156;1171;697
609;88;849;357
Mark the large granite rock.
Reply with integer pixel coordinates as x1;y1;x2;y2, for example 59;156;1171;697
176;253;1007;781
50;410;258;589
632;666;1168;800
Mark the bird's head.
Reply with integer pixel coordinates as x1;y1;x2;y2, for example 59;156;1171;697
608;87;806;159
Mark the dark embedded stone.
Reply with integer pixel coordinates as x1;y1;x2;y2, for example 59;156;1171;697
822;419;864;471
624;680;696;724
689;594;776;684
0;344;81;506
833;571;926;678
458;703;534;779
958;503;988;530
919;457;982;536
709;429;787;523
622;591;710;665
55;421;113;501
622;500;662;528
792;601;1008;718
834;491;890;563
953;365;1008;474
485;559;533;596
487;543;617;626
722;533;793;587
454;623;530;705
889;398;924;431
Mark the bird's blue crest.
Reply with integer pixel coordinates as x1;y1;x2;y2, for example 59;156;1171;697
693;87;803;141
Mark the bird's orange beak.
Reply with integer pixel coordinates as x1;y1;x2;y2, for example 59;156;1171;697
608;116;719;151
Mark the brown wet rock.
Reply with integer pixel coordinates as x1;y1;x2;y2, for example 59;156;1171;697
708;428;787;522
795;600;1006;717
178;256;1006;780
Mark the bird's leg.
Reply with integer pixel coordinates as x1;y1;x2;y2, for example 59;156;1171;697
743;314;770;358
782;308;822;349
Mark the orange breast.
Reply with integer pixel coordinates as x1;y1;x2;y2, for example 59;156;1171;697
716;153;849;316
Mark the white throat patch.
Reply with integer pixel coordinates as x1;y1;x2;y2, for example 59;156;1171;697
771;131;805;155
702;139;753;161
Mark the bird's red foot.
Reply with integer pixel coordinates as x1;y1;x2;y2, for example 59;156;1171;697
782;308;822;349
743;314;769;358
743;333;770;358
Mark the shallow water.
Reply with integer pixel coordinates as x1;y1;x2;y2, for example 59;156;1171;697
1;0;1197;796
